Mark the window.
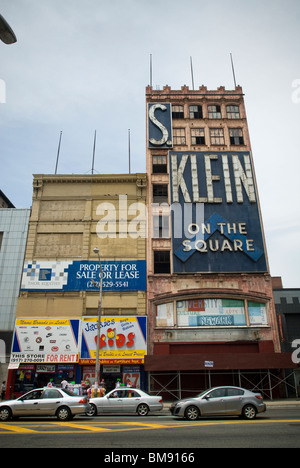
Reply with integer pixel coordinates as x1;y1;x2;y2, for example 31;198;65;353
177;299;246;327
42;389;62;399
173;128;186;145
172;105;184;119
208;388;227;399
0;232;3;251
191;128;205;145
156;302;175;327
21;390;43;401
152;155;167;174
229;128;244;145
227;388;244;397
153;184;168;203
156;298;268;328
248;302;267;326
152;215;169;238
210;128;225;145
154;251;170;274
189;105;203;119
208;105;222;119
227;105;240;119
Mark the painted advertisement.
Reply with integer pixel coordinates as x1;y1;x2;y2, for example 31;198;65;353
10;319;80;364
169;151;267;273
21;260;146;292
80;316;147;365
177;299;246;327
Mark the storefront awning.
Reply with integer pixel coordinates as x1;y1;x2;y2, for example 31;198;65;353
144;353;297;372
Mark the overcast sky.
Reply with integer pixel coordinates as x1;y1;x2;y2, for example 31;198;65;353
0;0;299;288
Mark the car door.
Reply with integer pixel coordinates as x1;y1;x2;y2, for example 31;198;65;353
103;390;125;413
38;388;64;415
13;389;43;416
224;388;245;414
122;390;141;413
200;388;228;416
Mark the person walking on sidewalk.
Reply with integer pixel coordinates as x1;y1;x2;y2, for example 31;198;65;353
1;381;6;400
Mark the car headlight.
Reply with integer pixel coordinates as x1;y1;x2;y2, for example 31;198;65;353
175;401;185;407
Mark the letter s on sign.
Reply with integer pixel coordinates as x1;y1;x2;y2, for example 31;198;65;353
149;104;170;146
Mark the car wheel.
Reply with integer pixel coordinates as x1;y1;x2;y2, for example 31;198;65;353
137;403;149;416
185;405;200;421
0;407;12;422
86;403;97;417
56;406;72;421
242;404;257;420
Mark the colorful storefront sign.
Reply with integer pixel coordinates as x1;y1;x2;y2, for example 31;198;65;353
21;260;147;292
80;316;147;365
10;319;80;364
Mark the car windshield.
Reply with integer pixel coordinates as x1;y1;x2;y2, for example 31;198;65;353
195;390;210;398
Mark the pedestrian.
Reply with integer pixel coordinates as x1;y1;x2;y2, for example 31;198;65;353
1;381;6;400
61;379;68;389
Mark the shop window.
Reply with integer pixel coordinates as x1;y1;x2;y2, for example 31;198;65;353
156;302;175;327
153;184;168;203
227;105;240;119
176;298;246;327
229;128;244;145
191;128;205;145
173;128;186;145
248;302;268;326
154;251;170;274
210;128;225;145
152;155;167;174
208;105;222;119
172;105;184;119
189;105;203;119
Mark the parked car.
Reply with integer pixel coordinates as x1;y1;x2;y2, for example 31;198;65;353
86;388;163;416
0;387;90;422
170;386;266;420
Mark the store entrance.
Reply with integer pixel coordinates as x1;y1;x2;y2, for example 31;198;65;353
102;372;122;393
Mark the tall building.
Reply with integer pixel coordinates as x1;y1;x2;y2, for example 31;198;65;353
273;277;300;396
0;204;30;386
144;84;297;399
7;174;147;397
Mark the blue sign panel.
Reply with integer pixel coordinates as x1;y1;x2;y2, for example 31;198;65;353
148;103;173;148
21;260;147;292
169;151;267;273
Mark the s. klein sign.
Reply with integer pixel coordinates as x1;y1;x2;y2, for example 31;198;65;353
21;260;146;292
169;151;267;274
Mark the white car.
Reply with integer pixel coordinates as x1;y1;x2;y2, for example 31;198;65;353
87;388;163;416
0;387;90;422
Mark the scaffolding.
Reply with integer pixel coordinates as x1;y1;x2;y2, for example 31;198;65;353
148;369;299;400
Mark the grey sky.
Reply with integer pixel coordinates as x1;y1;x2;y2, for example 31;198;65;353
0;0;299;287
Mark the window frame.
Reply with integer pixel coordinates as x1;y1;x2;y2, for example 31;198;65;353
191;128;206;145
208;104;222;119
210;128;225;145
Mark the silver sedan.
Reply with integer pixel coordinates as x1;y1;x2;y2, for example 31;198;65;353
87;388;163;416
0;387;90;421
170;386;267;420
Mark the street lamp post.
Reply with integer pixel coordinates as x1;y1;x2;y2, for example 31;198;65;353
93;247;103;387
0;15;17;44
